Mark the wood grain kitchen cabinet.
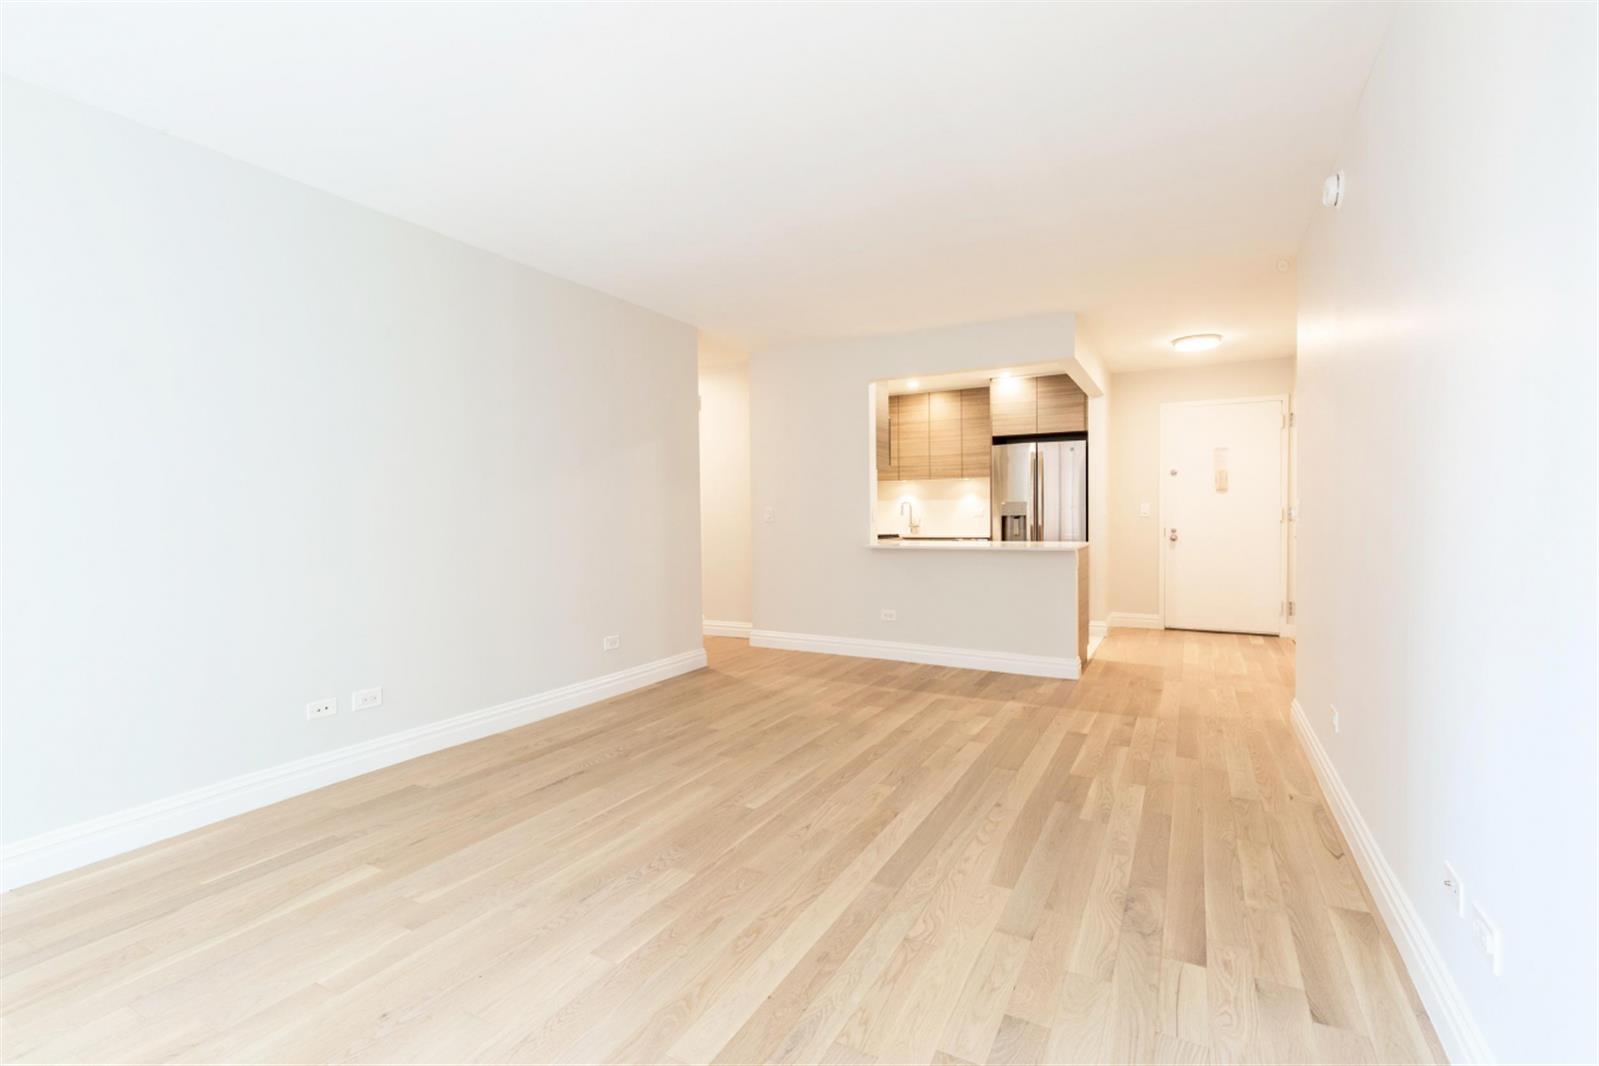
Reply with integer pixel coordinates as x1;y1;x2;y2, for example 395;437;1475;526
876;388;896;481
929;391;963;478
1036;374;1087;433
893;392;930;480
960;388;991;477
989;376;1037;437
882;394;901;482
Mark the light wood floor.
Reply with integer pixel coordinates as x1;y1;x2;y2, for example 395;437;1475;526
0;630;1443;1065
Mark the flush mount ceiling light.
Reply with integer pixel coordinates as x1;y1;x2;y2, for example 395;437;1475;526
1171;334;1222;353
906;379;919;390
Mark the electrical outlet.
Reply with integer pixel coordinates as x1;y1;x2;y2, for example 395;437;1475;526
603;635;621;651
305;697;337;720
1330;705;1341;733
1470;902;1502;975
762;506;775;523
880;609;897;622
353;686;383;711
1442;861;1464;917
1139;502;1152;518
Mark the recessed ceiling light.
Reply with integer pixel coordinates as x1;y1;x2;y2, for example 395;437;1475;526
1172;334;1222;353
906;379;919;390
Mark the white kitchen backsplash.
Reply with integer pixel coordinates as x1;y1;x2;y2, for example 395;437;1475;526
876;478;990;538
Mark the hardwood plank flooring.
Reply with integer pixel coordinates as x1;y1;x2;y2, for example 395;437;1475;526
0;629;1445;1064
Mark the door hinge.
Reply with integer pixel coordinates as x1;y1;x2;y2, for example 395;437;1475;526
1288;411;1296;427
1286;600;1296;618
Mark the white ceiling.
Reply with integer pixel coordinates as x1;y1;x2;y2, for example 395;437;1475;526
2;2;1392;371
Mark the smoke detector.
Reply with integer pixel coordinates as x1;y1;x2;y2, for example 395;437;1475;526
1321;170;1345;208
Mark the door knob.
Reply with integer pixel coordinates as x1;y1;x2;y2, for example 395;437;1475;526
1168;528;1179;542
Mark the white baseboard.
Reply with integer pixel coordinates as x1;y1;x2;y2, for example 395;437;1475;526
1087;620;1107;661
1106;611;1164;629
1;648;708;893
749;629;1079;680
702;619;752;638
1289;699;1494;1065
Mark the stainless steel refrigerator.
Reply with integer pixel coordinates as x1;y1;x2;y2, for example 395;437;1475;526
991;439;1087;542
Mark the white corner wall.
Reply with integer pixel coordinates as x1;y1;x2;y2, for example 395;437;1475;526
1072;332;1112;635
1295;5;1596;1062
2;82;703;864
1086;391;1110;630
697;353;752;630
1106;357;1296;623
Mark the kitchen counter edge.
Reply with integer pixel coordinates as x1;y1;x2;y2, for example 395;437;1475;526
868;539;1088;552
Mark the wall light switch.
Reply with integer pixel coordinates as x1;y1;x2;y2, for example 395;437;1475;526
1139;502;1152;517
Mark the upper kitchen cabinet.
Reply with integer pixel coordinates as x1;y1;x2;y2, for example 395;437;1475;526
880;386;990;482
960;388;990;477
892;392;931;480
1036;374;1087;433
990;373;1086;436
929;391;963;478
876;388;896;481
989;375;1037;436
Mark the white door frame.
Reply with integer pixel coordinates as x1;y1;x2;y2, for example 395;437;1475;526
1156;394;1290;635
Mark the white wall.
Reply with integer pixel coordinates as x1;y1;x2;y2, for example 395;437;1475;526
1086;390;1111;628
751;315;1081;666
1295;5;1595;1062
1068;335;1112;632
697;352;751;627
2;81;703;847
1107;357;1296;621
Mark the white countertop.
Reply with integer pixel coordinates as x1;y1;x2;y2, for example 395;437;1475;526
869;538;1088;552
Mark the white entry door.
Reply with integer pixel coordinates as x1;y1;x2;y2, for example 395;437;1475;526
1160;397;1286;634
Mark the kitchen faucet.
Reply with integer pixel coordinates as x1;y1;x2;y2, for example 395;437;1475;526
899;500;919;534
